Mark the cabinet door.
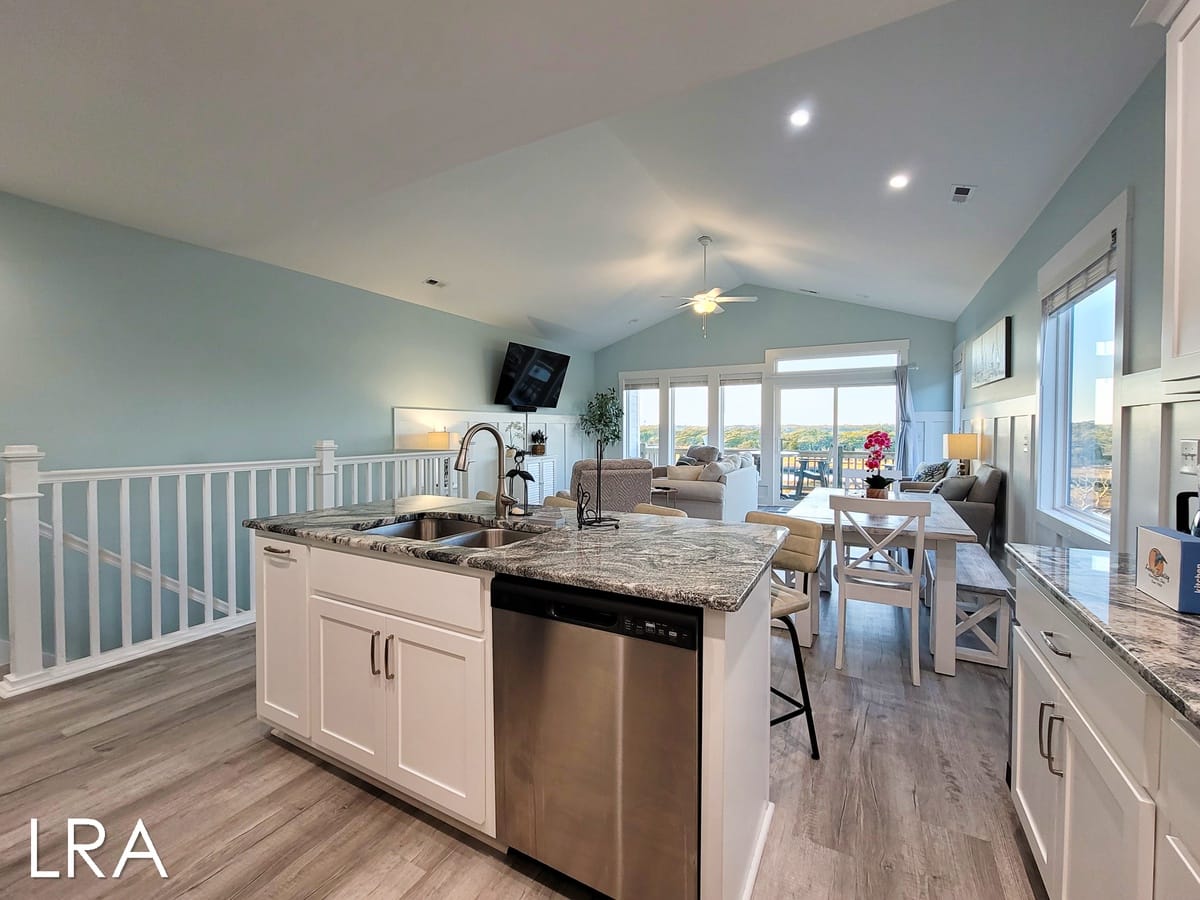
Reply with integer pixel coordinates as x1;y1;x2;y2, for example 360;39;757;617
1157;833;1200;899
1164;0;1200;382
381;615;488;826
1058;695;1156;900
309;596;388;775
1011;627;1064;895
256;538;309;737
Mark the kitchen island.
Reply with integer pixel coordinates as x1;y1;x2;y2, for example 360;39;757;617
245;496;786;900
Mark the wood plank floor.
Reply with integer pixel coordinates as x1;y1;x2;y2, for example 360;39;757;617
0;593;1045;899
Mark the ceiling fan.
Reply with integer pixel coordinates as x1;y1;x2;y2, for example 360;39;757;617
669;235;756;338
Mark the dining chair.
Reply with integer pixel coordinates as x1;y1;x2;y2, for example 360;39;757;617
745;511;820;759
541;494;577;509
632;503;688;517
829;494;930;686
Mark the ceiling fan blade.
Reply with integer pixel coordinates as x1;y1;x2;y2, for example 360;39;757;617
675;300;695;309
706;287;723;299
715;296;758;303
709;304;726;315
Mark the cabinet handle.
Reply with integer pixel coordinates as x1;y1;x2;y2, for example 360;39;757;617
1040;630;1072;658
263;546;292;557
369;630;381;676
1046;714;1064;777
384;634;395;680
1037;701;1055;760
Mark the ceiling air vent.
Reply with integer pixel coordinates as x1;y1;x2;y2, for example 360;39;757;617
951;185;976;203
423;277;445;287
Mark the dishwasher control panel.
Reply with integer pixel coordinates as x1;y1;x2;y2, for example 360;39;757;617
620;614;697;650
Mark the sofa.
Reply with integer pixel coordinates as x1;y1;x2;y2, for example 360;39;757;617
901;463;1004;546
650;445;759;522
556;457;652;512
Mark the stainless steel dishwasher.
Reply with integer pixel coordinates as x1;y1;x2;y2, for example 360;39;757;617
492;574;701;899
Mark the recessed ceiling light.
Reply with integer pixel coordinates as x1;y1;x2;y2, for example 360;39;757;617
889;173;910;190
788;108;811;128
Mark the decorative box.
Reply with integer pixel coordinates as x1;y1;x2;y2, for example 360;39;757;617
1135;526;1200;614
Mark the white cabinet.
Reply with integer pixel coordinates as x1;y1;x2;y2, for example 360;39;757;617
1011;627;1064;892
309;595;389;773
255;536;310;737
1156;714;1200;898
1163;0;1200;385
1011;625;1156;899
379;617;487;825
1057;693;1155;900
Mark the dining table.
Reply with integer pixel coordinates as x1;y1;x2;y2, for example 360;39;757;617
787;487;978;676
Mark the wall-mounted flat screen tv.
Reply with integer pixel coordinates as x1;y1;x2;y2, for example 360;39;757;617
494;342;570;411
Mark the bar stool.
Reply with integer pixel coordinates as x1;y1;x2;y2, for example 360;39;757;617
745;511;820;760
632;503;688;518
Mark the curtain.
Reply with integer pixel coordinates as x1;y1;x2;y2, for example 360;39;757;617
895;366;916;474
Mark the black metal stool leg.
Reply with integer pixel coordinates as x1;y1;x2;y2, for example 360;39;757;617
770;613;820;760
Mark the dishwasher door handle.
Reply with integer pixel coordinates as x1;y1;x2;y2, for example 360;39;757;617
550;601;618;630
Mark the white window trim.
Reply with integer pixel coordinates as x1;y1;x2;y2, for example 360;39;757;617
1034;191;1129;546
765;339;909;380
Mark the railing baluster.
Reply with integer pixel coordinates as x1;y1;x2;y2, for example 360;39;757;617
351;463;359;504
52;483;65;666
87;480;100;656
366;462;373;501
150;476;162;640
177;475;189;631
306;466;314;510
202;471;214;624
226;470;237;616
247;469;257;613
287;467;297;513
268;468;278;516
393;460;401;499
336;464;344;507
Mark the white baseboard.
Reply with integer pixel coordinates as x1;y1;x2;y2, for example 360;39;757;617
740;800;775;900
0;614;254;698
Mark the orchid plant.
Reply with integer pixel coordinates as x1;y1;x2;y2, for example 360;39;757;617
863;430;894;490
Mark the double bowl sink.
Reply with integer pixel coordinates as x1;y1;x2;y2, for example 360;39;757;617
357;515;537;549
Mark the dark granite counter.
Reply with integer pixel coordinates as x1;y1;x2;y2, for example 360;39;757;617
245;496;786;612
1008;543;1200;729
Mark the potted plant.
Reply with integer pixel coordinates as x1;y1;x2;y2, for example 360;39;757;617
529;429;547;455
863;430;895;499
577;388;624;527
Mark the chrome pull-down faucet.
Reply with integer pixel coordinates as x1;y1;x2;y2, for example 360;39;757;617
454;423;518;519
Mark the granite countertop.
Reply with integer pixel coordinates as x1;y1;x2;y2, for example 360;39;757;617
1007;542;1200;729
245;496;786;612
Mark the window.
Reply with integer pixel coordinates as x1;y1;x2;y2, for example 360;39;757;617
720;374;762;472
670;378;709;455
622;381;660;464
1039;252;1117;532
775;351;900;374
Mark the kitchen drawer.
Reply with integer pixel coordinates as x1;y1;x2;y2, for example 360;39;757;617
1016;572;1160;790
310;547;485;633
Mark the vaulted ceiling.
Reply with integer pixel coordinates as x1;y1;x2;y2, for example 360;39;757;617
0;0;1165;350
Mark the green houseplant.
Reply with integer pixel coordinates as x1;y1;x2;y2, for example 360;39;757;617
529;429;547;456
577;388;624;527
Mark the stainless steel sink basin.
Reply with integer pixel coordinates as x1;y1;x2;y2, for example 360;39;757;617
435;528;538;549
360;517;484;540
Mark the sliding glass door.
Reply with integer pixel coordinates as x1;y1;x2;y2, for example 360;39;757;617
772;383;896;500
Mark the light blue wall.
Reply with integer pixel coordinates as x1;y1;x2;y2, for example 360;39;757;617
0;191;594;651
593;283;956;411
955;59;1165;404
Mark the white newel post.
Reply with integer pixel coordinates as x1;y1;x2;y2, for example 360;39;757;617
314;440;338;509
3;445;46;680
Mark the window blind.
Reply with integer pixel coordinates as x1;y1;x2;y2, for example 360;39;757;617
622;377;660;390
718;372;762;387
1042;228;1118;317
669;375;709;388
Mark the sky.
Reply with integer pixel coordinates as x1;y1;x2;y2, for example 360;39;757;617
626;383;897;430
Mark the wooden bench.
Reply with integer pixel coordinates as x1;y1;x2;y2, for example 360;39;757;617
925;544;1013;668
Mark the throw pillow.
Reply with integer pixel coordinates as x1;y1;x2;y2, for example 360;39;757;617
913;460;951;483
698;459;737;482
688;445;721;464
674;456;696;466
931;474;977;501
666;465;703;481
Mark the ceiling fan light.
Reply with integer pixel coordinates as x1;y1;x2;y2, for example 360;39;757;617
693;298;719;315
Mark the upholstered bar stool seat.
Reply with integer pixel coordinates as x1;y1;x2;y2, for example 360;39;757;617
632;503;688;518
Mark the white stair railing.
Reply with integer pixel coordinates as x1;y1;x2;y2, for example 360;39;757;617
1;439;467;697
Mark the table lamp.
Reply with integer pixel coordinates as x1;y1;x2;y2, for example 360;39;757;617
943;433;980;476
426;428;461;451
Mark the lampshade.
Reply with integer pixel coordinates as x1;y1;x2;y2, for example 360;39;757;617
943;432;980;460
427;429;461;450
